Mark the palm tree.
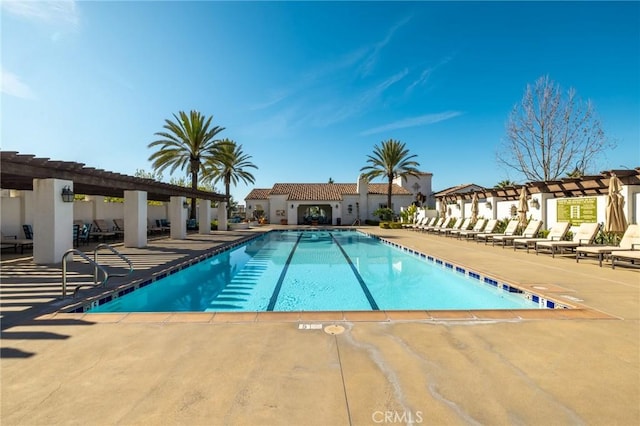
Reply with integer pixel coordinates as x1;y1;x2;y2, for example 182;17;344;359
496;179;518;188
360;139;421;211
204;139;257;218
148;110;225;219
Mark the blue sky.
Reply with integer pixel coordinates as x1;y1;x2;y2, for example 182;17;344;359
2;1;639;203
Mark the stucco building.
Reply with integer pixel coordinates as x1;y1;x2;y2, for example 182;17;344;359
245;173;433;225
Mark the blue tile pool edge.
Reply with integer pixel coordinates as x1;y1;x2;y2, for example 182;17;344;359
64;228;573;313
359;231;572;311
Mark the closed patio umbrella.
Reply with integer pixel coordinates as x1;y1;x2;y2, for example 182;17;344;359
518;186;528;229
605;174;627;233
439;199;446;218
470;192;479;223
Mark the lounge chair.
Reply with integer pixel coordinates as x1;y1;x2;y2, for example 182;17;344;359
403;217;424;229
92;219;118;241
535;222;601;258
611;249;640;269
575;224;640;267
492;220;543;248
446;218;472;238
412;217;433;231
437;217;464;236
420;217;445;232
476;220;519;245
459;219;495;241
512;222;571;252
1;230;33;254
113;219;125;233
409;217;429;231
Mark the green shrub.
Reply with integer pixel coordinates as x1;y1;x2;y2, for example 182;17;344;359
389;222;403;229
365;219;380;226
373;207;394;222
379;222;391;229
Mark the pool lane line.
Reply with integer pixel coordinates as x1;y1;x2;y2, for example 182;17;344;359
329;233;379;311
267;232;304;311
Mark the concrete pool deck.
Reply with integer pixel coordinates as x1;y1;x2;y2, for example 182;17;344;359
1;226;638;425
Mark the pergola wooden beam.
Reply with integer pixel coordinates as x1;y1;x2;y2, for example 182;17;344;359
0;151;226;202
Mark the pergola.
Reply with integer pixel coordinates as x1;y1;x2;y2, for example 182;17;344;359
0;151;229;264
437;169;640;204
0;151;226;202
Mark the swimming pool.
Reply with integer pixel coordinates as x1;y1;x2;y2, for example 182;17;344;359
88;230;545;312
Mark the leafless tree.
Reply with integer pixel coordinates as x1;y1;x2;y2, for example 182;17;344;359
498;76;614;181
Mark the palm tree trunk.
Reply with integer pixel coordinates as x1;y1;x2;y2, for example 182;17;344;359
190;160;198;220
225;175;231;219
387;175;393;210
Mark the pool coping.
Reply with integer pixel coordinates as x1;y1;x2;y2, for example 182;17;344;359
57;228;617;321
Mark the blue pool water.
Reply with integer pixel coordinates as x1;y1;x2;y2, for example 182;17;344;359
89;230;541;312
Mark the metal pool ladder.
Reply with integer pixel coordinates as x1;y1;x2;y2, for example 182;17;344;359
61;243;133;298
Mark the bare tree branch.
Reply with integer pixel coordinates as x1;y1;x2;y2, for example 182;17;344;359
497;75;614;181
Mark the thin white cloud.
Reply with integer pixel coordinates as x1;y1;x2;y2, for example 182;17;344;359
360;111;463;136
406;54;454;94
2;0;79;27
249;48;370;111
359;16;412;77
1;68;36;99
312;69;409;127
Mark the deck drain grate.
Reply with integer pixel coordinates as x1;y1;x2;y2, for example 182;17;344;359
324;325;345;335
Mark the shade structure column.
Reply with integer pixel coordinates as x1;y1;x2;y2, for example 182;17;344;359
86;195;106;224
198;200;211;234
218;202;228;231
124;190;148;248
33;178;73;265
169;197;188;239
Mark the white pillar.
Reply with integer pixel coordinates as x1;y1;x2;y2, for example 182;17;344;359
124;190;147;248
199;200;211;234
33;178;73;264
170;196;187;239
87;195;106;222
485;197;500;220
218;202;228;231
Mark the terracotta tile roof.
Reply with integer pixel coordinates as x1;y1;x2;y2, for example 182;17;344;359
434;183;484;197
367;183;412;196
270;183;351;201
245;188;272;200
247;183;412;201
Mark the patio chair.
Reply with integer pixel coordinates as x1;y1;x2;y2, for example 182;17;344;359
403;217;424;229
419;217;442;232
611;249;640;269
437;217;464;236
407;217;428;231
456;219;487;239
1;231;33;254
446;218;473;238
458;219;491;240
23;224;34;240
147;218;163;234
78;223;92;246
476;220;519;245
425;217;451;233
492;220;543;248
535;222;601;258
113;218;125;233
512;222;571;252
92;219;117;241
156;219;171;232
575;224;640;267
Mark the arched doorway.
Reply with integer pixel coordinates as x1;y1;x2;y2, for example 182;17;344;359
297;205;332;225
